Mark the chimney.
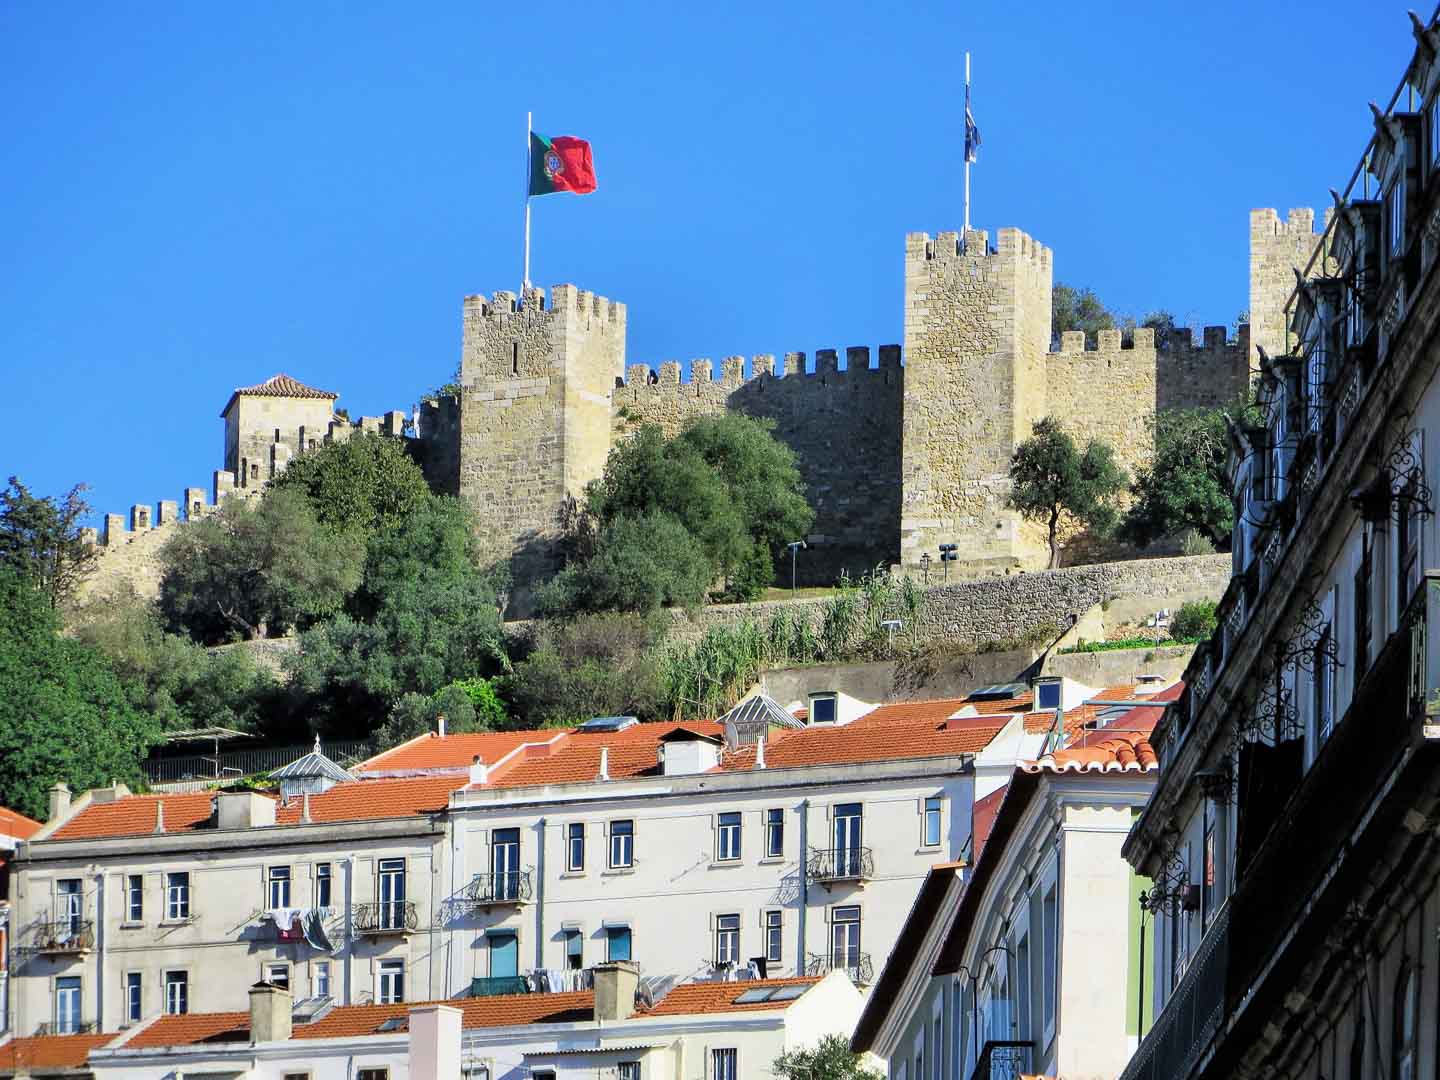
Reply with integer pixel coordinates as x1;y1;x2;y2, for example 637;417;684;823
592;960;641;1022
301;792;312;823
437;713;447;738
599;747;610;781
755;737;766;769
217;791;277;830
408;1004;462;1080
469;755;489;785
249;981;293;1043
154;802;165;834
47;783;71;823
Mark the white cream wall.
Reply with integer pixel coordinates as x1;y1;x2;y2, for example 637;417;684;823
446;772;972;993
11;830;443;1035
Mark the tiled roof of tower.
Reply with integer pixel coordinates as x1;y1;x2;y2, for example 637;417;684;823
48;775;460;841
0;1033;112;1072
0;804;41;839
219;374;338;417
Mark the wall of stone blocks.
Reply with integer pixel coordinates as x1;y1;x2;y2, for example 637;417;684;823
611;347;904;583
1249;207;1329;365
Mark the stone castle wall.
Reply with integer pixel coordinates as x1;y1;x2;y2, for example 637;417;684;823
612;347;904;582
1249;207;1329;364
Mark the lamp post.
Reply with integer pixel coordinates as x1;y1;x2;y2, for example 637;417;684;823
880;619;902;653
939;544;958;582
955;941;1015;1073
787;540;807;593
920;552;932;585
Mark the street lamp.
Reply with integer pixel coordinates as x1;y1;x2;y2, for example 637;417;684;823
880;619;902;652
920;551;932;585
955;942;1016;1071
939;544;958;582
787;540;807;593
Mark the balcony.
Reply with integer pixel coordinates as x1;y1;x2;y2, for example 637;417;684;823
353;901;417;935
35;1021;96;1036
968;1040;1034;1080
469;975;530;997
32;920;94;955
463;871;533;908
806;847;873;884
806;952;873;986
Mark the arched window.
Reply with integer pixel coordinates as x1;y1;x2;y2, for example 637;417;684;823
1393;961;1418;1080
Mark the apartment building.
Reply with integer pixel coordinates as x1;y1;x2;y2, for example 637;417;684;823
1121;12;1440;1080
0;806;41;1036
851;687;1171;1079
0;966;864;1080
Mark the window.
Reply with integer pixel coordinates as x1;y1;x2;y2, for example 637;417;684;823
1313;626;1335;743
618;1064;641;1080
716;812;742;861
378;958;405;1004
564;928;583;970
55;976;82;1033
165;970;189;1015
268;866;291;909
831;905;861;975
566;822;585;872
764;808;784;858
165;872;189;920
606;925;632;962
1036;680;1062;711
1042;881;1058;1042
609;819;634;868
356;1071;389;1080
923;797;943;848
124;971;142;1024
1393;962;1418;1080
715;913;740;966
57;878;82;932
126;874;143;922
377;858;407;928
764;910;783;964
489;931;519;978
264;962;290;990
1202;802;1218;933
1355;533;1373;675
833;803;863;877
712;1049;738;1080
1388;174;1407;257
1431;94;1440;167
315;863;332;908
1399;471;1423;607
314;961;332;999
1014;926;1032;1041
810;694;837;725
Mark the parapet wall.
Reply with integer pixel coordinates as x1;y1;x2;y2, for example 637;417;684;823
612;347;904;582
1250;207;1329;366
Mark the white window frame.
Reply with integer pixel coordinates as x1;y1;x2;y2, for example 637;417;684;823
609;820;634;869
313;960;332;999
922;796;943;848
377;958;405;1004
714;913;741;966
124;970;143;1025
267;865;291;909
164;969;188;1015
716;812;742;862
264;961;291;990
764;808;784;858
566;822;585;872
1011;902;1032;1042
314;862;332;908
712;1048;738;1080
125;874;143;923
764;909;783;965
54;975;82;1033
1039;858;1059;1048
165;871;190;920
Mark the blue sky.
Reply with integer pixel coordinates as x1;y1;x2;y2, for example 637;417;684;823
0;1;1420;524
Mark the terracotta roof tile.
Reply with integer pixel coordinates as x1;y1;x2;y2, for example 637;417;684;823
971;784;1008;863
640;977;820;1016
1027;682;1180;773
234;374;337;400
721;713;996;771
356;731;548;774
0;805;42;840
0;1033;112;1071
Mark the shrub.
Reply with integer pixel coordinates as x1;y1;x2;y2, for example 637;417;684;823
1170;600;1219;641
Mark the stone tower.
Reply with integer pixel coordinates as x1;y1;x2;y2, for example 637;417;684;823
1249;208;1326;365
900;227;1054;571
221;374;340;491
454;285;626;586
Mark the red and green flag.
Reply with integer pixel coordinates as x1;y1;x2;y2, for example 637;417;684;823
529;132;597;196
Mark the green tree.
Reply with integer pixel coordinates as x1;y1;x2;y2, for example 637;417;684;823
270;432;431;536
0;476;98;608
1051;283;1116;348
1007;417;1127;569
1120;407;1234;551
537;512;712;615
1170;599;1219;641
0;569;161;819
158;486;366;643
772;1035;884;1080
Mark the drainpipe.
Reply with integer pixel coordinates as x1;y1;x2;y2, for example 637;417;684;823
344;856;355;1004
93;870;105;1030
534;817;546;971
797;800;809;976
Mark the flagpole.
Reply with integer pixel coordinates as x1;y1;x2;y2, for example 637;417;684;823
964;53;971;234
524;110;533;292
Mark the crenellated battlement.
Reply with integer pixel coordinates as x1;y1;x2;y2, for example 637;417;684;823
905;226;1054;272
1250;206;1331;365
616;345;903;392
1050;323;1250;358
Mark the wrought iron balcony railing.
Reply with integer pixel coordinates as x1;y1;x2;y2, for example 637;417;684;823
968;1040;1034;1080
35;1020;96;1036
806;952;873;985
463;870;533;907
32;920;94;954
353;901;417;935
806;846;873;883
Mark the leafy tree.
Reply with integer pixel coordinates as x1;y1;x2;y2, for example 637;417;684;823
158;486;366;643
1120;407;1233;551
448;677;509;729
70;585;281;735
502;613;667;728
537;512;712;615
0;476;98;608
368;680;503;754
270;432;431;536
772;1035;884;1080
1051;283;1116;348
1170;599;1219;641
0;569;161;819
1007;417;1127;569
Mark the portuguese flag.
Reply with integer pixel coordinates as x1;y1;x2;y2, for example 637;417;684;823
529;132;597;196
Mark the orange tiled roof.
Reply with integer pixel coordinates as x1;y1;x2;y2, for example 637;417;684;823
642;976;820;1015
971;783;1008;863
0;805;42;840
1026;682;1180;773
0;1033;111;1070
233;374;337;400
357;730;552;774
721;711;1000;770
49;775;460;841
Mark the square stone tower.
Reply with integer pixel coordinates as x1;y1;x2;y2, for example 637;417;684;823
220;374;339;491
1249;208;1327;366
455;285;626;587
900;227;1053;571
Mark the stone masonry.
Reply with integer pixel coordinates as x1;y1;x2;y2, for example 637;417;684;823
1249;208;1330;364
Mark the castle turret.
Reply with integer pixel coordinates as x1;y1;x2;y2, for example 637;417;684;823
1249;208;1327;366
454;285;626;588
220;373;339;489
900;226;1053;571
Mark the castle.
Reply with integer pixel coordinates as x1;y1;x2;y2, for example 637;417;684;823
84;209;1325;599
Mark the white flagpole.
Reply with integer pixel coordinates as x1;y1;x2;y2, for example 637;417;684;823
524;110;533;292
964;52;971;234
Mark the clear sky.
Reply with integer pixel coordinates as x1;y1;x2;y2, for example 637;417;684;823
0;1;1422;524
